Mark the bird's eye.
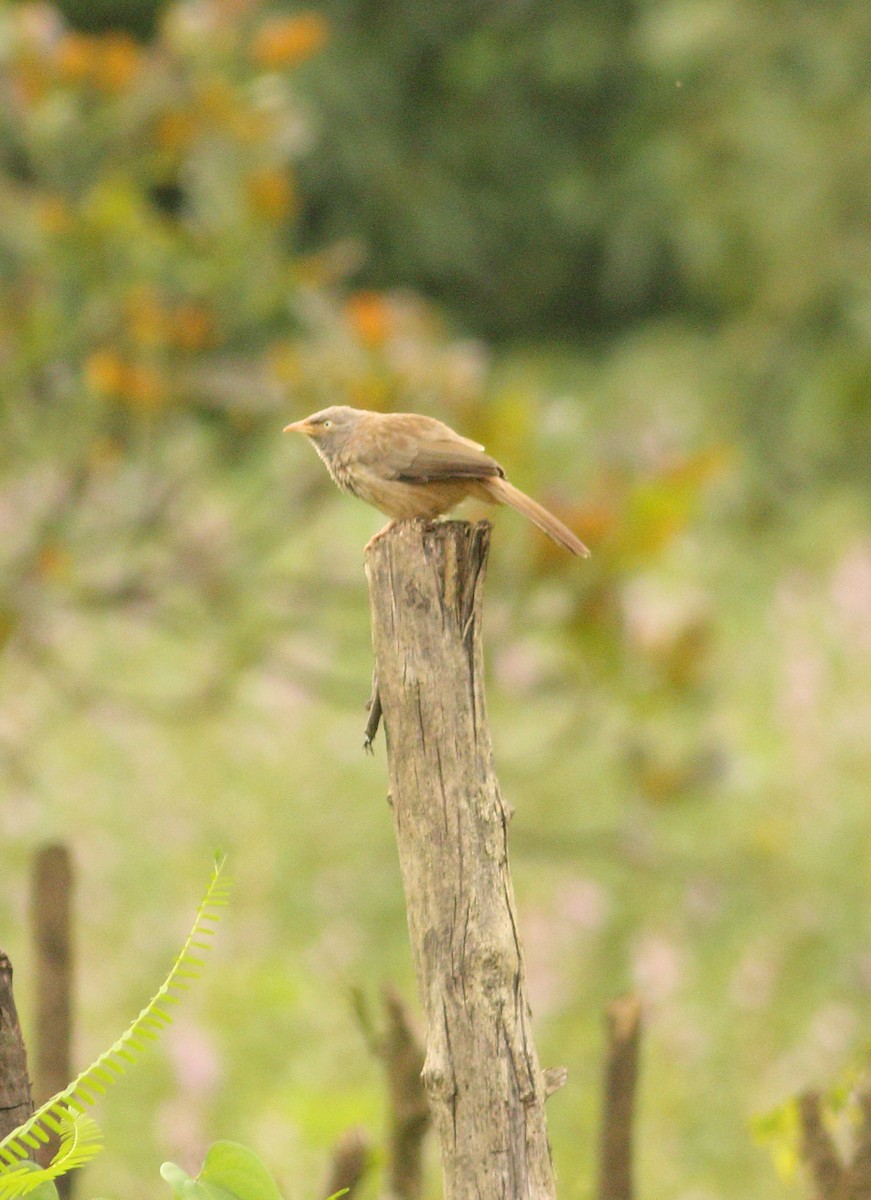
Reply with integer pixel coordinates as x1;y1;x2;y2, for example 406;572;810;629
323;419;332;428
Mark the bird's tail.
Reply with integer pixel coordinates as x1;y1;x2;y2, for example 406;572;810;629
481;477;590;557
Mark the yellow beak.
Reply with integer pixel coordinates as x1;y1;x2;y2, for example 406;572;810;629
282;419;313;434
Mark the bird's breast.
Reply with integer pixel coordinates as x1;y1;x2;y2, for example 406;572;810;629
329;457;364;499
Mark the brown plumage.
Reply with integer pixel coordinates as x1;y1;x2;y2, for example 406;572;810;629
283;405;590;557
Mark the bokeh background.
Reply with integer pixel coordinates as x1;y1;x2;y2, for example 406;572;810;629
2;0;871;1196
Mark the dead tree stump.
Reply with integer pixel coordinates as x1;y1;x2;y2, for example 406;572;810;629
365;520;557;1200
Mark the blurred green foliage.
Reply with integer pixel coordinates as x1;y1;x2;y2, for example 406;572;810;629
36;0;871;483
1;3;870;1200
298;0;871;480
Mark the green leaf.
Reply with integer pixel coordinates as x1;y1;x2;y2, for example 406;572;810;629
160;1161;235;1200
0;1113;102;1200
198;1142;284;1200
0;1161;59;1200
0;858;230;1198
162;1144;285;1200
160;1160;194;1198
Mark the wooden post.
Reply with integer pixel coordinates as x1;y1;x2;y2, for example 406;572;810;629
365;520;557;1200
0;951;34;1141
796;1086;871;1200
376;986;429;1200
597;996;642;1200
30;843;75;1198
323;1127;371;1200
798;1092;844;1199
31;844;74;1107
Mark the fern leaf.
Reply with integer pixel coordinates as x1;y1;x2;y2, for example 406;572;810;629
0;1112;103;1200
0;856;229;1193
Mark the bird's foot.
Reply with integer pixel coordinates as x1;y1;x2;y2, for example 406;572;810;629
364;519;399;553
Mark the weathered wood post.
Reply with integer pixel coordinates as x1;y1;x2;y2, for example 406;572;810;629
31;844;74;1110
597;996;642;1200
31;843;75;1198
365;520;558;1200
0;952;34;1141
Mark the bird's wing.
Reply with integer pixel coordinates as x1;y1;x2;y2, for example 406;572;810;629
359;414;504;482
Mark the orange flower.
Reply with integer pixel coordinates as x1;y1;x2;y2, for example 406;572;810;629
84;351;167;411
154;109;198;152
55;31;141;93
345;290;392;348
246;167;296;220
250;13;328;69
54;32;97;83
93;33;142;93
85;349;127;395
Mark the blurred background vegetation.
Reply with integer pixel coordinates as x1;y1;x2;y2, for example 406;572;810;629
1;0;870;1197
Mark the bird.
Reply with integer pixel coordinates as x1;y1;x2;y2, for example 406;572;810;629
283;405;590;556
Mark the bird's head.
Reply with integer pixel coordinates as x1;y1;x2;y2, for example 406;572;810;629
283;406;361;458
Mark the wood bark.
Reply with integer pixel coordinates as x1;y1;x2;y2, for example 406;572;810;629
597;995;642;1200
365;519;556;1200
797;1085;871;1200
846;1090;871;1200
323;1127;371;1199
30;843;75;1196
0;951;34;1141
377;986;429;1200
31;844;74;1106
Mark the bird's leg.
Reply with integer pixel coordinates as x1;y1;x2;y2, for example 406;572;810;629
363;672;382;753
364;519;399;553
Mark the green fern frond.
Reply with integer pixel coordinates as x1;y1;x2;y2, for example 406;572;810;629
51;1111;103;1175
0;1114;103;1200
0;855;230;1194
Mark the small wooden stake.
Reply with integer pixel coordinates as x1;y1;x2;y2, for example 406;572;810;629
31;843;74;1197
31;843;74;1107
0;951;34;1141
597;995;642;1200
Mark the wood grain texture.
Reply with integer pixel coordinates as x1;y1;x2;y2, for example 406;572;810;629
378;986;429;1200
597;995;642;1200
365;519;556;1200
31;843;75;1196
0;951;34;1141
31;843;74;1107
